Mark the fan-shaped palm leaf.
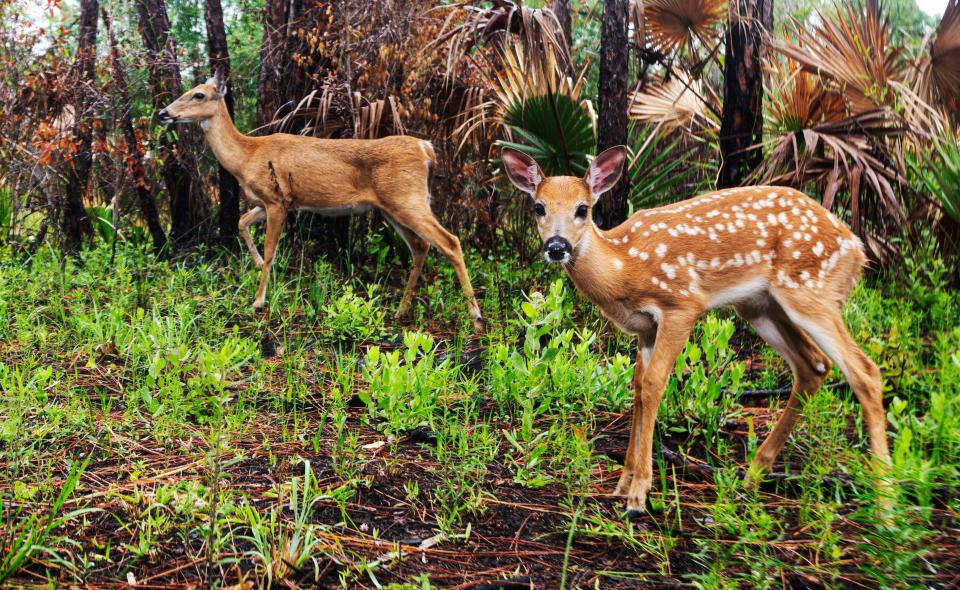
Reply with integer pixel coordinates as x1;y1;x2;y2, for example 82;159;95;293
911;0;960;115
499;92;596;176
774;1;903;114
639;0;726;54
456;38;591;170
627;72;718;132
432;0;570;80
765;54;845;133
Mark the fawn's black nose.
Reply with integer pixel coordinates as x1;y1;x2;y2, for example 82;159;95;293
158;109;172;123
544;236;572;262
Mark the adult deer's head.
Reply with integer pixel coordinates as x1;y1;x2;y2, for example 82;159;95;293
158;76;226;125
502;146;627;264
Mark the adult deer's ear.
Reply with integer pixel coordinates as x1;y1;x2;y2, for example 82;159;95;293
585;146;628;203
501;148;543;196
205;75;227;99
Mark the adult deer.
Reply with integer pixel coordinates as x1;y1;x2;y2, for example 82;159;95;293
157;77;483;330
502;146;891;516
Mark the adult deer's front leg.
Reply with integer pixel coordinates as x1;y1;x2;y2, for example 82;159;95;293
239;206;266;268
625;315;696;517
252;205;285;312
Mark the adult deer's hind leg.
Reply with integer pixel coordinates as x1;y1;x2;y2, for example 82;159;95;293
736;298;831;480
388;208;483;331
383;214;430;318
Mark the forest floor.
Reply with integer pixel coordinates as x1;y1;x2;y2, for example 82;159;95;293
1;243;958;588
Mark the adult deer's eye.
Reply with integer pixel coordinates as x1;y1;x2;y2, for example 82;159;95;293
575;204;589;218
193;92;205;100
533;203;546;216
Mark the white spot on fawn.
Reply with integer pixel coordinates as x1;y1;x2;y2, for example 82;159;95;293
655;243;668;258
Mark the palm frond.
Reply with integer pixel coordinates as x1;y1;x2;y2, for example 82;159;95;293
432;0;571;81
638;0;725;55
774;1;903;115
910;0;960;116
627;71;718;132
456;38;589;163
627;123;698;210
764;53;846;133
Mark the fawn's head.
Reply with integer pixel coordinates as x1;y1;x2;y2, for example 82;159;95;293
502;146;627;264
158;77;226;124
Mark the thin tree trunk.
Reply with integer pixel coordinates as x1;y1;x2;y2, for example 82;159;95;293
204;0;241;247
62;0;98;251
552;0;573;72
102;7;166;254
257;0;287;130
594;0;630;229
135;0;210;246
718;0;772;188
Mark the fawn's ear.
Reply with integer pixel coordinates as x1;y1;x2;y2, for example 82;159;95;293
585;146;628;202
501;148;543;196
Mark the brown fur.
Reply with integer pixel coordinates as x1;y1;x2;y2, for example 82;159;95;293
160;81;483;329
502;147;892;515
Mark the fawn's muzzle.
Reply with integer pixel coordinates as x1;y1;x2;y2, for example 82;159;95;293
157;109;174;124
544;236;572;263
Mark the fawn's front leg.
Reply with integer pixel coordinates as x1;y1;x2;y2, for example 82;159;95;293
615;337;654;496
624;315;697;517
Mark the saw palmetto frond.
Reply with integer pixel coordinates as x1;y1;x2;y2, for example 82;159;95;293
774;1;903;115
639;0;725;54
911;0;960;116
627;72;718;132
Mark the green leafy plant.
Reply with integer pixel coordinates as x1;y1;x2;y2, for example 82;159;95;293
499;92;596;176
661;315;745;447
324;284;386;343
359;331;460;435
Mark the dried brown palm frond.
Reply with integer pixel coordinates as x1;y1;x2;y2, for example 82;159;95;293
753;109;907;259
352;92;405;139
453;38;585;154
431;0;570;81
774;1;904;115
910;0;960;117
765;54;845;133
637;0;726;55
627;71;719;132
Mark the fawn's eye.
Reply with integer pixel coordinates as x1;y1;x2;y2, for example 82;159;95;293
575;204;589;218
193;92;205;100
533;203;546;216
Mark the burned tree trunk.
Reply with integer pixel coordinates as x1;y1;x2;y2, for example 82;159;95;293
204;0;240;247
552;0;573;70
135;0;210;246
594;0;630;229
102;8;166;253
62;0;98;251
718;0;772;188
257;0;288;130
